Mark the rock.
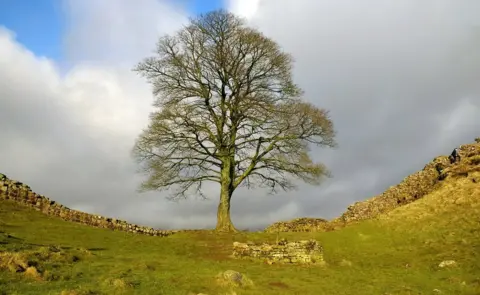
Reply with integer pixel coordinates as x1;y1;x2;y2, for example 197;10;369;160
112;278;128;288
438;260;456;268
24;266;41;280
216;270;253;288
232;239;324;265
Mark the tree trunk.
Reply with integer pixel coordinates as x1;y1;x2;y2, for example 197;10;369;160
215;157;238;232
215;185;236;232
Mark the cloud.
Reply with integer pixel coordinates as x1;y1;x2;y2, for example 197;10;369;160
236;0;480;216
62;0;188;66
1;0;479;231
226;0;261;19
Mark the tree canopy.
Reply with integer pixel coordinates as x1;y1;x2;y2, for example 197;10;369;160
132;10;336;232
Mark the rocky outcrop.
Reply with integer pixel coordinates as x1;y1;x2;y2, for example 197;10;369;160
232;239;324;265
0;174;176;237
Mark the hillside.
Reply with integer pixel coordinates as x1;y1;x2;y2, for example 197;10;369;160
266;141;480;233
0;140;479;295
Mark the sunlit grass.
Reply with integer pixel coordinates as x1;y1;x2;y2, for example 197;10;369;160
1;146;479;294
1;170;479;295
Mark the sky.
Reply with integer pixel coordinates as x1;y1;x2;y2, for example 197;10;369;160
0;0;224;69
0;0;64;59
0;0;479;230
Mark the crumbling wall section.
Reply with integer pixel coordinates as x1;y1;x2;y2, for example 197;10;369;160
264;217;333;233
232;239;324;264
0;173;175;237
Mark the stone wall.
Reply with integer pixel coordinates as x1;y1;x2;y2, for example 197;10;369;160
232;239;324;265
264;217;333;233
336;142;480;224
0;173;176;237
263;141;480;232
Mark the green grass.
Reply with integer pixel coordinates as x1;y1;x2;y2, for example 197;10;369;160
1;172;479;295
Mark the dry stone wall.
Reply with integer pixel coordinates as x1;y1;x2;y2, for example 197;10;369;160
0;173;176;237
264;217;333;233
336;142;480;224
232;239;324;265
263;141;480;232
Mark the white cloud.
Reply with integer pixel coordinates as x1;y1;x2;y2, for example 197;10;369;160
228;0;480;217
1;0;480;231
227;0;260;19
63;0;188;65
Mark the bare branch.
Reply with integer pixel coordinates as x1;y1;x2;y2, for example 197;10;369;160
132;10;336;203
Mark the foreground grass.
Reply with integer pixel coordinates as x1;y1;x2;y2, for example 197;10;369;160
0;173;479;294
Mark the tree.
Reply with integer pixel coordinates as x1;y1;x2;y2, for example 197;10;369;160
132;10;336;232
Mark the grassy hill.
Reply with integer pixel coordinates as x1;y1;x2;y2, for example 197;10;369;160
0;141;479;295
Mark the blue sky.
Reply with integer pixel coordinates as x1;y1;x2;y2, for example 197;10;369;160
0;0;224;61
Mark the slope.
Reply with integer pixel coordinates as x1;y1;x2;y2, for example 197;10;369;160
0;141;479;295
266;140;480;233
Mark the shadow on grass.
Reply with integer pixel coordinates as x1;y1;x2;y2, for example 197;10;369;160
87;247;108;252
0;222;20;228
0;231;108;254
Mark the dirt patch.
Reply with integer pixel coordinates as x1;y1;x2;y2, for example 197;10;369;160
192;232;237;261
60;290;101;295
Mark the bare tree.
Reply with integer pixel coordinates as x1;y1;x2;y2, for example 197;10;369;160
132;10;336;232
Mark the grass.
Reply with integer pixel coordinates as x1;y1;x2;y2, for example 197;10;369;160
0;170;479;294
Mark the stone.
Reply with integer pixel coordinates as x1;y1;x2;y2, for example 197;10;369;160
24;266;41;280
216;270;253;288
438;260;456;268
232;239;324;265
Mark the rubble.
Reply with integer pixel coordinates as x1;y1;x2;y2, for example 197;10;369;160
232;239;324;265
